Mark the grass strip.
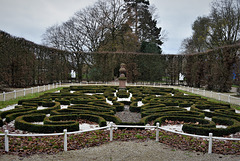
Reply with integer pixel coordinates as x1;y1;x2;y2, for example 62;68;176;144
0;87;63;109
177;89;240;110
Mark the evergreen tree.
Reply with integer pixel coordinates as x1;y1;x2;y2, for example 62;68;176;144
124;0;163;53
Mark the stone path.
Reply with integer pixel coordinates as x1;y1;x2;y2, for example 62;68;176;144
1;140;240;161
115;105;141;123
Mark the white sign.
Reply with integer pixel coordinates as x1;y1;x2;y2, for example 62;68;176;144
71;70;76;78
179;73;184;81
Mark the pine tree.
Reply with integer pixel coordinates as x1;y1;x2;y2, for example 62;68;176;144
124;0;163;53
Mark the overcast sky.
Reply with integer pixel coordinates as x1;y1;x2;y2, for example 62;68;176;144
0;0;214;54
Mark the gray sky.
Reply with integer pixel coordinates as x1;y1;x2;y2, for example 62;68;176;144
0;0;213;54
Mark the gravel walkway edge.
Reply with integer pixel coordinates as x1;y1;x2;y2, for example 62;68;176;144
1;140;240;161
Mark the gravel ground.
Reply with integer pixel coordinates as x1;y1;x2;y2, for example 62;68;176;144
115;105;141;123
1;140;240;161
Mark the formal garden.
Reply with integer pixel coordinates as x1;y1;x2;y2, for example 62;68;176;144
0;85;240;156
0;26;240;157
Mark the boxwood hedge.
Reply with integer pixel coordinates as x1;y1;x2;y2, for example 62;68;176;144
1;85;239;136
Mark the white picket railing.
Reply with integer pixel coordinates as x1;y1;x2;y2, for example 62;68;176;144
1;122;240;154
170;85;240;105
0;83;61;102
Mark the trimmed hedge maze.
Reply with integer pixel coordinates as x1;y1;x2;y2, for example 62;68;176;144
0;85;240;136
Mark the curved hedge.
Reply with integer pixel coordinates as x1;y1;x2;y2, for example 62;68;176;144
1;85;240;136
15;113;79;133
44;114;107;127
182;117;240;136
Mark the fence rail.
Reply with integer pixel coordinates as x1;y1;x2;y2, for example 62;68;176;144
1;122;240;154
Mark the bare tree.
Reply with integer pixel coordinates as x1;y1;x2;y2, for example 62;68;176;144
42;0;129;81
207;0;240;48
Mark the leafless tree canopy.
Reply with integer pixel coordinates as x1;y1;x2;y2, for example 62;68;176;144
181;0;240;54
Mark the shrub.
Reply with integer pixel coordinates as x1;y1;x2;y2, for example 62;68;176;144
55;98;70;105
0;117;3;127
116;90;130;98
15;113;76;133
1;106;37;118
112;101;124;112
129;102;141;112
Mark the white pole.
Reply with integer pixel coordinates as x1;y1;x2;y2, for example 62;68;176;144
3;92;5;101
64;129;67;151
23;88;26;96
44;85;46;91
37;86;39;93
110;122;113;141
218;93;221;101
48;84;50;90
156;123;160;142
14;90;16;99
208;133;213;154
31;87;34;94
5;130;9;152
211;91;213;98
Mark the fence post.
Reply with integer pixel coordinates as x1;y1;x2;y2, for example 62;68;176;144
211;91;213;98
64;129;67;151
191;87;193;93
228;95;230;103
218;93;221;101
208;133;213;154
156;122;160;142
48;84;50;90
53;83;55;89
3;92;6;101
5;130;9;152
44;85;46;91
110;122;113;141
14;90;16;99
204;89;206;96
31;87;33;94
23;88;26;96
37;86;40;93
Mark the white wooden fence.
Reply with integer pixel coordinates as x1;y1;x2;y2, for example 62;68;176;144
0;83;61;102
1;122;240;154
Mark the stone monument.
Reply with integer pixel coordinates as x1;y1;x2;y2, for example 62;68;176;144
119;63;127;90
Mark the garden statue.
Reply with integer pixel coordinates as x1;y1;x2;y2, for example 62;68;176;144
119;63;127;90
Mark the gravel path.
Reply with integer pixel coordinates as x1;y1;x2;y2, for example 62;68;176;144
1;140;240;161
115;105;141;123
